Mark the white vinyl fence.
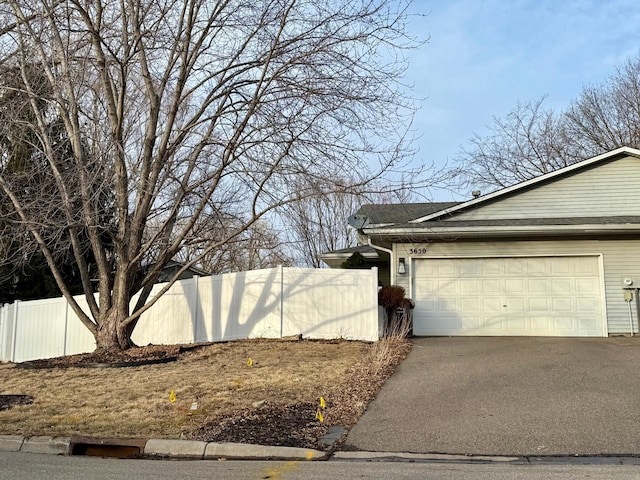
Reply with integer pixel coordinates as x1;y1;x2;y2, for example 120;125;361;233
0;267;381;362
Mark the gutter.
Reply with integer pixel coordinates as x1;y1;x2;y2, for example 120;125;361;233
363;224;640;239
367;238;395;284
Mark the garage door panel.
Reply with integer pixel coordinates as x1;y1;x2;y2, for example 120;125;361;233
525;259;548;275
528;279;548;293
437;263;456;276
507;297;525;312
552;297;572;312
576;278;599;293
529;297;550;311
577;297;599;312
578;316;601;330
575;259;599;275
506;316;526;329
530;315;553;330
483;280;502;293
460;279;480;293
413;256;605;337
552;279;572;293
461;298;479;311
461;315;481;329
460;262;481;275
504;279;525;293
504;261;525;275
483;297;503;312
438;281;458;293
554;316;574;330
481;260;502;275
483;315;505;330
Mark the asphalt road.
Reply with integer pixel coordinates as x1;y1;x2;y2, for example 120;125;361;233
346;337;640;455
2;452;640;480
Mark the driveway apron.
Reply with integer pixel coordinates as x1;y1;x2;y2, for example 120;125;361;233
344;337;640;456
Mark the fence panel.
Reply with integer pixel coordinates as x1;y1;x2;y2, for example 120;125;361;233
132;278;198;346
0;304;12;361
282;267;378;341
198;268;282;342
1;267;379;362
11;297;67;362
63;296;97;356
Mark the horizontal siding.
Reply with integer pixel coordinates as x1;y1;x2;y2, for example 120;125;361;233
394;239;640;335
453;156;640;220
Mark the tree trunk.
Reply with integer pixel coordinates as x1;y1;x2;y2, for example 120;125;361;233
95;308;136;351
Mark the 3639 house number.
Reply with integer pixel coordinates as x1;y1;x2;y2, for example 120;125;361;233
408;248;428;255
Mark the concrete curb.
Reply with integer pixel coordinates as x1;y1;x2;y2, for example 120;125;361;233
0;435;24;452
333;451;521;463
145;439;207;459
3;437;637;464
21;436;71;455
0;435;327;461
204;442;328;460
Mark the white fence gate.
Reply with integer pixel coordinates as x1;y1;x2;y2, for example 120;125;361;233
0;267;380;362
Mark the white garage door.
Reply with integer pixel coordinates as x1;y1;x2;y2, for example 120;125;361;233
413;256;606;337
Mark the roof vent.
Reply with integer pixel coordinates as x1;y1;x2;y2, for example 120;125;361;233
471;190;481;199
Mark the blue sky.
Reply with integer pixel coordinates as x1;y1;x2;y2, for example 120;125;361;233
405;0;640;200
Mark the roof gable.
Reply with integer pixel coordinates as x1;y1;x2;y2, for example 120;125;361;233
411;147;640;223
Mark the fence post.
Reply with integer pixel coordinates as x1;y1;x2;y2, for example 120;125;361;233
372;267;380;341
280;265;284;338
11;300;20;363
63;297;69;356
0;304;5;361
192;275;200;343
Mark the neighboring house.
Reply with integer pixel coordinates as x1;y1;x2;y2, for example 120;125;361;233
149;261;210;283
329;147;640;337
320;245;391;285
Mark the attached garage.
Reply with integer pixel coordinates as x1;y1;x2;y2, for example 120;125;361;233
412;256;606;337
347;147;640;337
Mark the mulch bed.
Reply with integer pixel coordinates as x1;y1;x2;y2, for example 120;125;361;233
15;344;185;369
188;402;327;450
0;395;34;411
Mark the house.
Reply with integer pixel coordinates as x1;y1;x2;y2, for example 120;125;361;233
152;260;210;283
320;245;392;285
329;146;640;337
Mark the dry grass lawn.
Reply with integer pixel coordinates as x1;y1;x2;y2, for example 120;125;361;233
0;338;410;445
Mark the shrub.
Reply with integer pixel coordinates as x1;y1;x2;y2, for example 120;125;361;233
378;285;405;309
341;251;369;269
378;285;412;338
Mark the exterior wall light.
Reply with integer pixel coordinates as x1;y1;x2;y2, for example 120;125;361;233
398;257;407;274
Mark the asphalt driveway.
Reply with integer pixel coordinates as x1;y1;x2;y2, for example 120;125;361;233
345;337;640;456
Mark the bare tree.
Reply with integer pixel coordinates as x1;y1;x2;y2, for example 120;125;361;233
452;53;640;193
564;55;640;159
452;97;571;192
176;216;293;273
283;192;362;268
282;184;419;267
0;0;420;351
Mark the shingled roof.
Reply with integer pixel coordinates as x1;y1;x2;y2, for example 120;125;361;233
357;202;461;225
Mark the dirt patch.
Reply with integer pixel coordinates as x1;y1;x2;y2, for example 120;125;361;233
0;395;34;411
17;344;185;369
